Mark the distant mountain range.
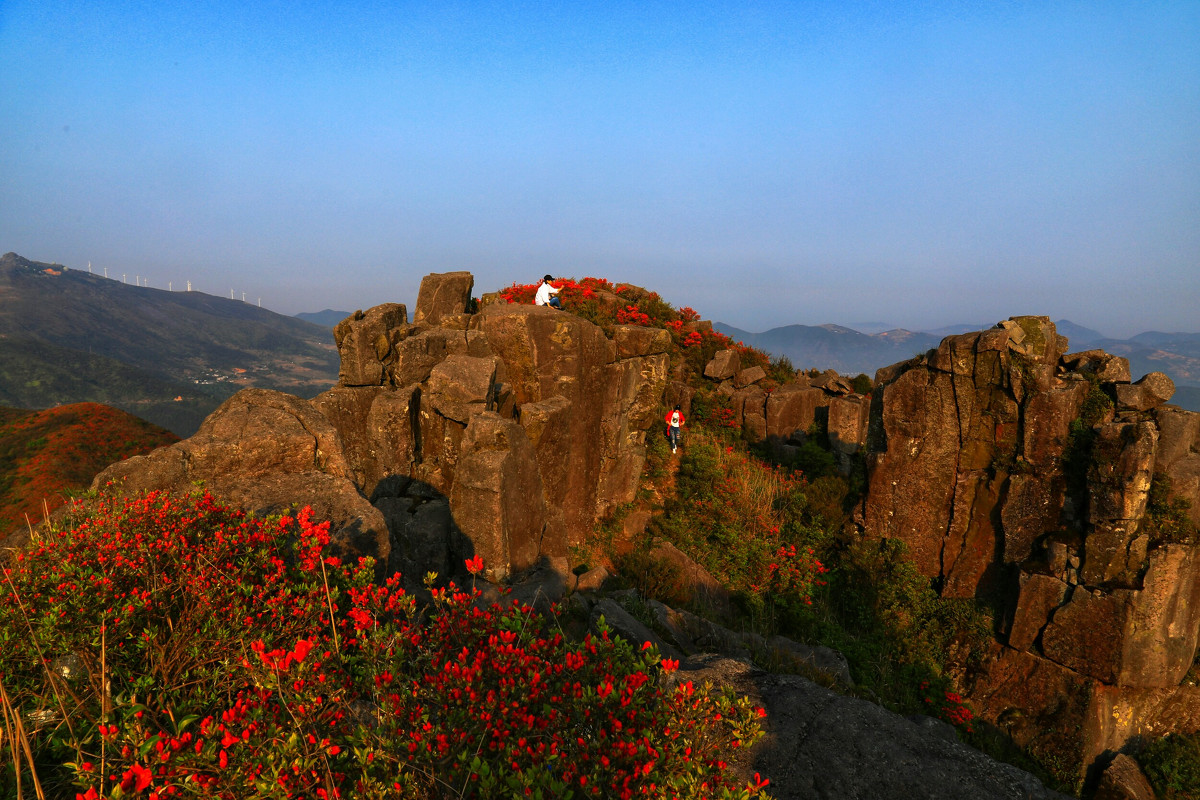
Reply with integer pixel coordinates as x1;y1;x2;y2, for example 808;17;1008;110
296;309;351;328
0;252;339;435
714;318;1200;412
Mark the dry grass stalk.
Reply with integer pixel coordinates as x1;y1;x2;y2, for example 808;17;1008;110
1;674;47;800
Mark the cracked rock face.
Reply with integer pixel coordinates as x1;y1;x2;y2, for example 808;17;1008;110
854;316;1200;779
95;272;670;584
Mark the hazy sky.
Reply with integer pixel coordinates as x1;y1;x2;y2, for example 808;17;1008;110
2;2;1197;338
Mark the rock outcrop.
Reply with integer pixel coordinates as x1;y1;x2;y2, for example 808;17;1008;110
95;273;670;583
854;316;1200;780
701;350;871;462
675;655;1070;800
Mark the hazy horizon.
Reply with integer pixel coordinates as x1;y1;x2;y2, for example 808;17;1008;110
2;2;1197;340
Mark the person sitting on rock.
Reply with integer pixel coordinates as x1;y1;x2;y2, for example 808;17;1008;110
534;275;562;309
665;405;685;454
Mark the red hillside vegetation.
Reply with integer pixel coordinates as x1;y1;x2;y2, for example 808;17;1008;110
0;402;178;535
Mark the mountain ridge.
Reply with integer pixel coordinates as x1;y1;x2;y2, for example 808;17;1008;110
0;252;339;434
716;317;1200;410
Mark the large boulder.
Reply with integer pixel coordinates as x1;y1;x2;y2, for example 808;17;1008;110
704;349;740;380
94;389;389;570
426;354;499;424
1155;405;1200;527
1093;754;1155;800
333;304;409;387
312;384;418;499
827;394;869;454
676;655;1070;800
448;411;544;580
412;271;474;325
765;383;828;441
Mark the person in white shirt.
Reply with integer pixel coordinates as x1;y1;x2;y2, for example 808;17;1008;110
534;275;561;309
665;405;685;454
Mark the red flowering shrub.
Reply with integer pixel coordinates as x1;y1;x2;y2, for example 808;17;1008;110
616;305;652;326
919;682;975;733
0;491;770;799
759;545;828;610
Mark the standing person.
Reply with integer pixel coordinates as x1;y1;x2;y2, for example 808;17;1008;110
665;405;685;454
534;275;561;309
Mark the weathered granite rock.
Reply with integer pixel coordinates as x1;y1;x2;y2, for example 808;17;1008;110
1081;422;1157;584
333;304;409;387
1022;380;1089;469
675;655;1071;800
646;538;732;616
1155;405;1200;527
811;369;854;395
1064;351;1132;384
1007;572;1069;651
1092;754;1155;800
735;365;767;388
612;324;671;359
827;394;868;454
1139;371;1175;403
598;345;671;520
389;327;492;387
574;565;610;592
1042;588;1128;683
312;384;418;498
96;272;671;584
854;318;1200;779
765;383;828;441
1120;544;1200;687
93;389;389;569
590;597;681;659
376;489;464;585
425;354;498;424
972;644;1200;782
704;349;740;380
1002;474;1067;564
663;380;694;418
412;271;473;325
738;385;767;442
861;364;961;578
1115;372;1175;413
448;411;544;580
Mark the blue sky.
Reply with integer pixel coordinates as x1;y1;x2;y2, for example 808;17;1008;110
2;1;1197;337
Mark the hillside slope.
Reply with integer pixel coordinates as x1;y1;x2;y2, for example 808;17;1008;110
0;402;177;537
0;252;338;433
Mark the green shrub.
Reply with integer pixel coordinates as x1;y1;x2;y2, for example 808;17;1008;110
615;548;692;608
850;374;873;395
1145;473;1196;546
1140;732;1200;799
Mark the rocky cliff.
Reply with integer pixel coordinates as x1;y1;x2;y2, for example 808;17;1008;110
855;316;1200;781
93;281;1200;789
96;272;669;584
